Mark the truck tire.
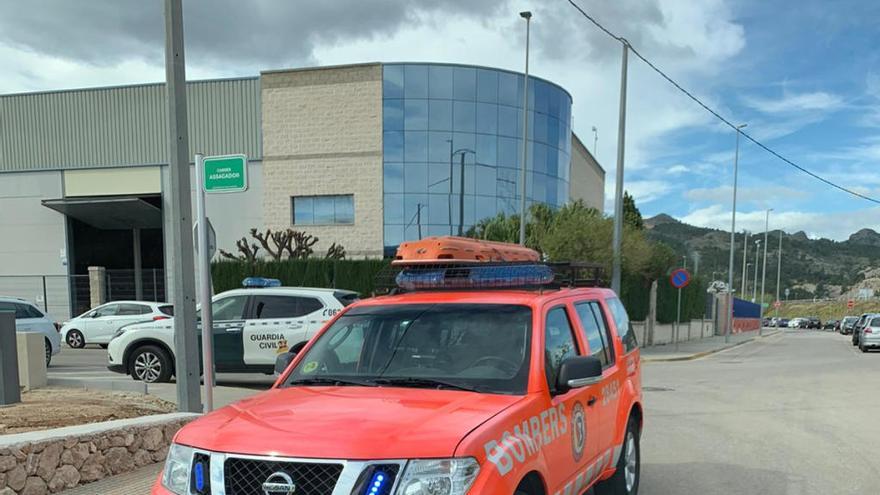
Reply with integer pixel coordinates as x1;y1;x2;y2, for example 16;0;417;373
594;417;640;495
129;345;173;383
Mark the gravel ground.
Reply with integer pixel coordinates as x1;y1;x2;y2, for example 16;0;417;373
0;387;176;434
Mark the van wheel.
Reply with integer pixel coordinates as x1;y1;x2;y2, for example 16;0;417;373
66;329;85;349
595;417;640;495
130;345;173;383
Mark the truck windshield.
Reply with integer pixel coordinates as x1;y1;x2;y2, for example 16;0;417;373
283;303;532;395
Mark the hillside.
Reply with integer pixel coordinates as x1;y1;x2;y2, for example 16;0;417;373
644;214;880;300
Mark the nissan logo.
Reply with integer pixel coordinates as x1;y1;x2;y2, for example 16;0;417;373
262;472;296;495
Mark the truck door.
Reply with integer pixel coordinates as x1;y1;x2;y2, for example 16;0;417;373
541;305;604;493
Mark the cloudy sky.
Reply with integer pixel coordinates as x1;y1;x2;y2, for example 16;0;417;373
2;0;879;240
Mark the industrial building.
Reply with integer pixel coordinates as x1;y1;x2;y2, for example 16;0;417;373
0;62;605;319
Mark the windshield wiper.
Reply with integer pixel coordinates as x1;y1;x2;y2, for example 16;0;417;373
288;377;377;387
370;377;483;393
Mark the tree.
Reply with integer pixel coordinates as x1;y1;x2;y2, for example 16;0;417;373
623;191;644;230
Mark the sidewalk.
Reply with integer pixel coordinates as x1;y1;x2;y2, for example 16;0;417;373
641;328;782;362
59;464;161;495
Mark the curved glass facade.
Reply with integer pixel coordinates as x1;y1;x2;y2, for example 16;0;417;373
382;63;572;252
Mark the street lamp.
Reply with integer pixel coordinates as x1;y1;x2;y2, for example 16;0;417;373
753;239;761;302
740;230;750;296
759;208;772;334
452;148;475;235
726;123;747;343
518;11;532;246
592;126;598;154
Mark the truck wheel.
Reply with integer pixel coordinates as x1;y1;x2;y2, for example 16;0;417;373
130;345;173;383
595;417;640;495
66;329;85;349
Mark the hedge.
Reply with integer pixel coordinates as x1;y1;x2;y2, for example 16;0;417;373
211;259;707;323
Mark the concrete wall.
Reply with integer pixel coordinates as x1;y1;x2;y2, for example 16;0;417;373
570;133;605;211
633;320;716;346
260;64;384;258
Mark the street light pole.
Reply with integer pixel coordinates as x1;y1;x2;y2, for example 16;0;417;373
775;229;783;325
448;139;453;235
726;123;747;343
611;41;630;294
518;11;532;246
759;208;772;335
592;126;598;155
741;230;750;296
753;240;761;302
452;149;474;236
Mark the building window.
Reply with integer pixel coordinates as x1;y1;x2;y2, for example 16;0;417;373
292;195;354;225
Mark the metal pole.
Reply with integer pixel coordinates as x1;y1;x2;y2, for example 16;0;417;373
675;286;682;352
611;42;629;294
753;241;760;302
42;276;48;312
448;140;453;235
775;229;782;326
153;269;158;301
726;124;746;343
760;209;771;335
417;204;422;240
164;0;201;413
195;154;214;412
133;228;143;301
458;152;465;236
0;312;20;406
518;11;532;246
741;231;749;296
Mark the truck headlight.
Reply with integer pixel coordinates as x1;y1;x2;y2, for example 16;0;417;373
395;458;479;495
162;443;193;495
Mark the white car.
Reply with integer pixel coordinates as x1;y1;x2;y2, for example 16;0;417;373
788;318;806;328
61;301;173;349
0;296;61;366
107;281;357;383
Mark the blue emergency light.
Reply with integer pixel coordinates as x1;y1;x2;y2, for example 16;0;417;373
396;263;554;290
364;471;388;495
242;277;282;288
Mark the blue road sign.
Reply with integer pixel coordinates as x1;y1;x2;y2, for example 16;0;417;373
670;268;691;289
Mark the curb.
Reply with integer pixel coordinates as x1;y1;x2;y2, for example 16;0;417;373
642;329;782;363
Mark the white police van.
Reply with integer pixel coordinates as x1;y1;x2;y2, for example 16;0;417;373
107;278;357;383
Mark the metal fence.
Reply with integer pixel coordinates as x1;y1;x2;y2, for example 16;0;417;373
0;269;165;322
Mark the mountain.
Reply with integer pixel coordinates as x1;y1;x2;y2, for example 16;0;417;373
644;214;880;300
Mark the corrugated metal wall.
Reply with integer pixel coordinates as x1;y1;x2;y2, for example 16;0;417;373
0;77;261;172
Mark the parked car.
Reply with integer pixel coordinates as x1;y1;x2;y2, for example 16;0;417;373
0;296;61;366
859;315;880;352
806;317;822;329
822;319;838;330
840;315;859;335
107;281;358;383
852;313;879;346
152;238;644;495
778;318;790;327
788;317;806;328
60;301;173;349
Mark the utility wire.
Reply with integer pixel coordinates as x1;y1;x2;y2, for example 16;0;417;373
566;0;880;205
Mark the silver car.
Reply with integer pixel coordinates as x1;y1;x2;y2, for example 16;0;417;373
859;315;880;352
0;296;62;366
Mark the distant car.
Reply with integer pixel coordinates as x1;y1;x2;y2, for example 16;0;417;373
0;296;61;366
778;318;790;327
788;318;806;328
806;317;822;329
840;316;859;335
859;315;880;352
61;301;173;349
762;317;773;327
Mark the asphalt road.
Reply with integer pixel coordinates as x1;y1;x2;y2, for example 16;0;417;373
640;328;878;494
49;345;273;407
52;330;878;494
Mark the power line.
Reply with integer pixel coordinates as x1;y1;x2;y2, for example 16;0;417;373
566;0;880;205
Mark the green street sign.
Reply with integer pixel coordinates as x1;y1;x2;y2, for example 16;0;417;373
203;154;247;193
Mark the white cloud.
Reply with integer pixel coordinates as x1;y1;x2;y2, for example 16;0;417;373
679;205;880;241
667;164;689;174
743;91;844;114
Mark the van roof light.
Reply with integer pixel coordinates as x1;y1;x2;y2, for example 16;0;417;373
242;277;281;288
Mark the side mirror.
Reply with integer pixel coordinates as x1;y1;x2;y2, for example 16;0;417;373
89;311;99;318
274;351;297;376
555;356;603;395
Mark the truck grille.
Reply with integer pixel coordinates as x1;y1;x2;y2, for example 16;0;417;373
223;457;344;495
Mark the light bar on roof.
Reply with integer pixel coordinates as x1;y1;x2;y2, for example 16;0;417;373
396;264;554;290
242;277;281;288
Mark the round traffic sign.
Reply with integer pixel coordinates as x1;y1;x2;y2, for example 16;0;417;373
848;300;855;309
670;268;691;289
773;300;782;309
